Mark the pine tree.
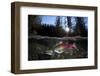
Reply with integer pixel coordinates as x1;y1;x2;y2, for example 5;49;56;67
75;17;87;37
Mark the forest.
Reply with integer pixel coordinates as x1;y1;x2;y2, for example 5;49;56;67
28;15;88;37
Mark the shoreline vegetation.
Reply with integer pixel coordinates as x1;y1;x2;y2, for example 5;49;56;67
29;35;87;40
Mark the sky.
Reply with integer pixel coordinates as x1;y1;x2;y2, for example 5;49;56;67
41;16;56;25
40;15;88;30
